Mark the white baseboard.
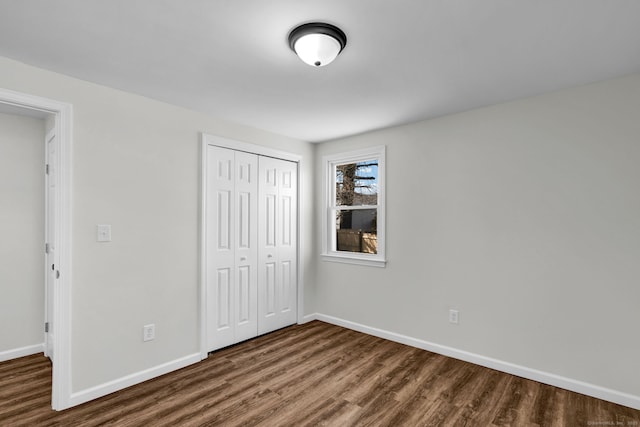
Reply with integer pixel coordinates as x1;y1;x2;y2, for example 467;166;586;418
68;353;201;408
312;313;640;411
0;343;44;362
301;313;318;324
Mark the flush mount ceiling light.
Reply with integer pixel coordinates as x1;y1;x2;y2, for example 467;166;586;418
288;22;347;67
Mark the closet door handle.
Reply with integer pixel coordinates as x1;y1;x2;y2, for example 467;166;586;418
240;256;247;261
267;254;273;258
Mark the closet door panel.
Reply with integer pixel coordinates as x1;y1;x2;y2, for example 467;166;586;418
237;266;250;323
216;268;232;327
207;147;259;350
258;157;279;333
207;146;236;350
258;156;298;334
233;151;258;342
277;160;297;327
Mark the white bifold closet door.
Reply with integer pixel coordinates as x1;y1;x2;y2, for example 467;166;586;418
207;147;259;351
206;145;297;352
257;156;298;334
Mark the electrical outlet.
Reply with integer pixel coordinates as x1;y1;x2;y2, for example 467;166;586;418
143;324;155;342
449;309;460;325
97;224;112;242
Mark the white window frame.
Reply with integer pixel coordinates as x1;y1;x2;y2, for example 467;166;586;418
321;146;386;268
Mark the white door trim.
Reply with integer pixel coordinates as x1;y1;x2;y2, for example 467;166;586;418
200;133;304;359
0;87;73;410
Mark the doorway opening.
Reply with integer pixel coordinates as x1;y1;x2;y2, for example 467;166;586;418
0;88;72;410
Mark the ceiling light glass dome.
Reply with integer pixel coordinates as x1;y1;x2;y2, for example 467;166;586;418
288;22;347;67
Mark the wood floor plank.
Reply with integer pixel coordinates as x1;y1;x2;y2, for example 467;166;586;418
297;398;362;427
1;321;639;426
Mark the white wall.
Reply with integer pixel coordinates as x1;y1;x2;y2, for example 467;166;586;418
0;56;315;393
315;73;640;399
0;112;45;355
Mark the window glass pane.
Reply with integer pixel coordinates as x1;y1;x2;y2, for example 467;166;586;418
335;160;378;206
335;209;377;254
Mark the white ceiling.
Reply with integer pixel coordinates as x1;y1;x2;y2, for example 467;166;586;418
1;1;639;142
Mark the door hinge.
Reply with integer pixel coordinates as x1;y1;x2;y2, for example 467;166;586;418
45;164;49;175
45;243;50;254
45;322;49;333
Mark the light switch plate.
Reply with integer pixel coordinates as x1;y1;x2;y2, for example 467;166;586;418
97;224;112;242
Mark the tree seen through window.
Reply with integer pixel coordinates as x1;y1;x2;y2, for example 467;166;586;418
335;160;378;253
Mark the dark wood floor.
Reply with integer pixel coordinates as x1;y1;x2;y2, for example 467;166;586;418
1;321;639;426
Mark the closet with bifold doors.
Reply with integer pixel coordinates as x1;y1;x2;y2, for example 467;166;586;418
205;145;298;352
